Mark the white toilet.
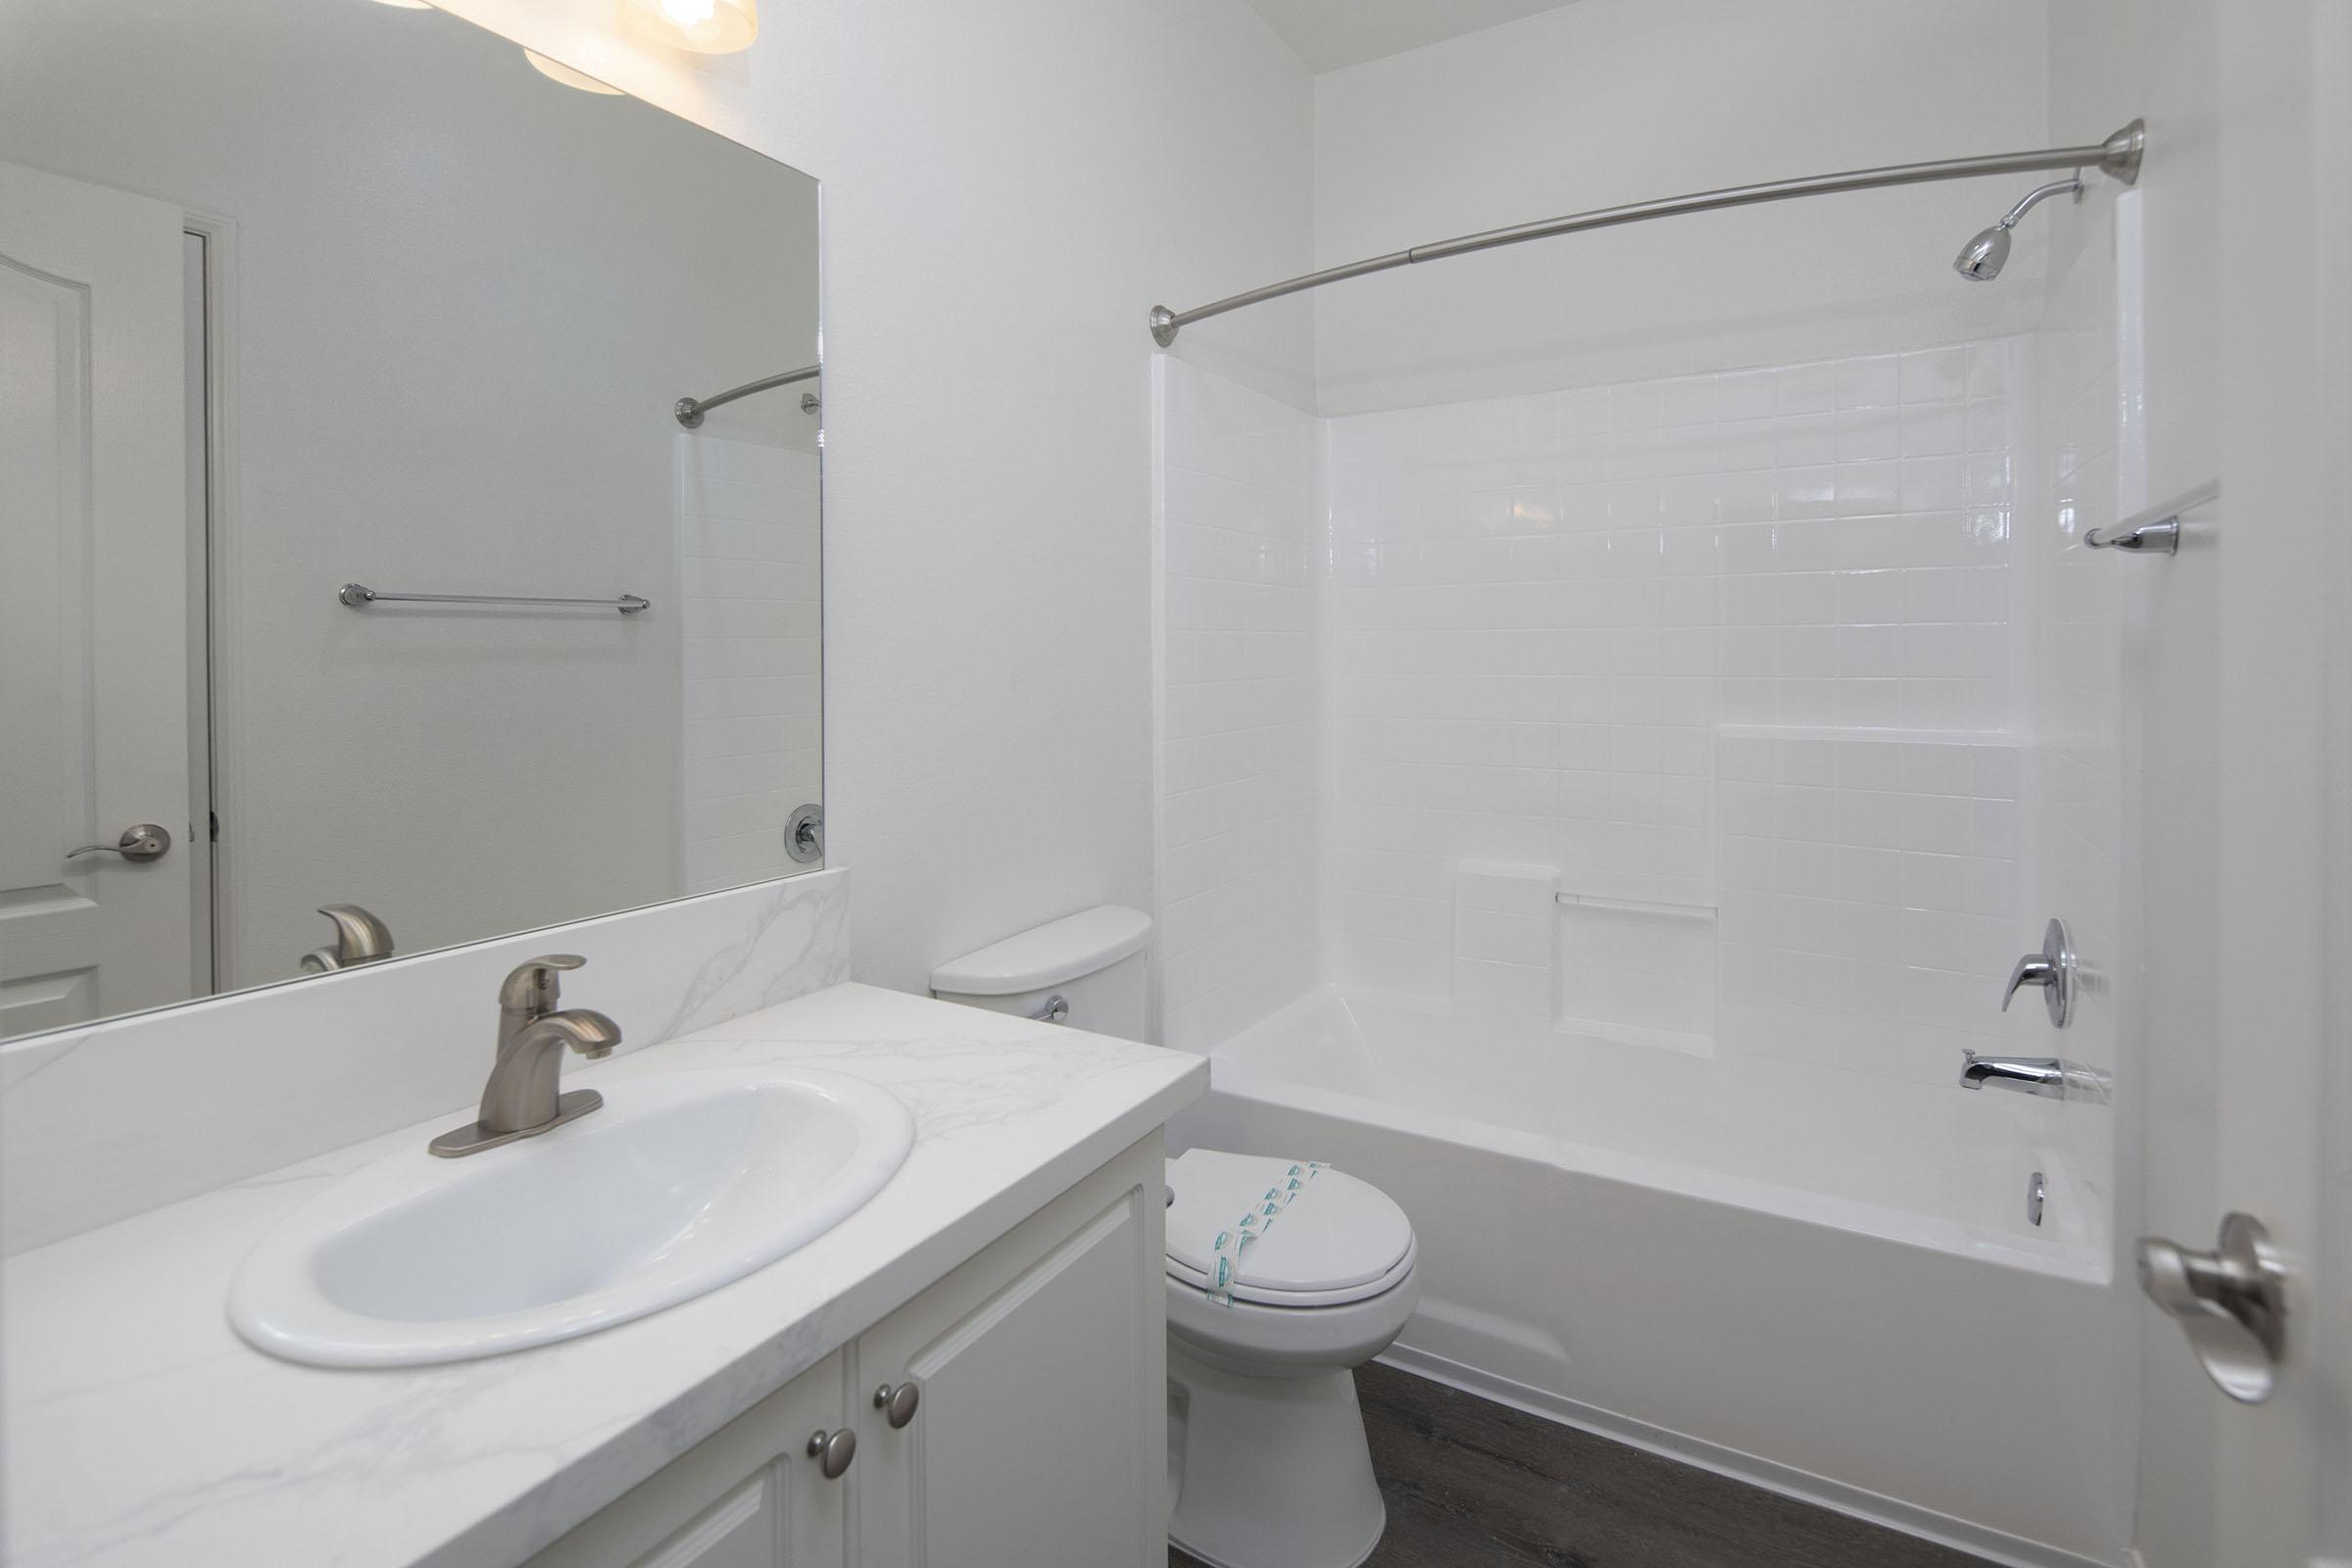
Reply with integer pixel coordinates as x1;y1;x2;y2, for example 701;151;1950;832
931;907;1422;1568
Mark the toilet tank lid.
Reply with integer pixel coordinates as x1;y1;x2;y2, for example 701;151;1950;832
929;906;1153;995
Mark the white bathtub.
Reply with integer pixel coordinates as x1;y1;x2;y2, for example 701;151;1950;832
1171;986;2132;1568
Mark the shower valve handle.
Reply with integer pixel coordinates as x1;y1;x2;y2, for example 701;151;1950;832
1999;919;2075;1028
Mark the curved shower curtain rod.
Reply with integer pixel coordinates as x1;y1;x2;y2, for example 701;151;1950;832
1147;120;2144;345
675;364;820;428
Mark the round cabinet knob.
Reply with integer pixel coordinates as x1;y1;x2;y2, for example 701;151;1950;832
873;1381;920;1429
807;1427;857;1479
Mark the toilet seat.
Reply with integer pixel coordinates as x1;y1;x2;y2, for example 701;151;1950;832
1166;1236;1419;1308
1165;1240;1423;1375
1164;1150;1415;1307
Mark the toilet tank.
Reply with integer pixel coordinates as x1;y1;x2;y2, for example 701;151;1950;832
929;906;1153;1040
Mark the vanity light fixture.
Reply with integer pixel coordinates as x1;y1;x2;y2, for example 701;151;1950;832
523;48;626;94
628;0;758;54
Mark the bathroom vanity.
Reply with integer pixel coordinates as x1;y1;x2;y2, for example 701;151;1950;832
528;1136;1164;1568
2;981;1204;1568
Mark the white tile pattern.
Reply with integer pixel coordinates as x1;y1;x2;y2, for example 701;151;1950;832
1321;339;2028;1055
1159;341;2039;1087
1715;731;2033;1082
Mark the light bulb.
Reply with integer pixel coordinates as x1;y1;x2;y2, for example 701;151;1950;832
523;49;624;95
627;0;756;53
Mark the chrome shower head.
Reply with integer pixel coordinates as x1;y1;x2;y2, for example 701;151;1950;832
1953;176;2083;282
1954;224;2012;281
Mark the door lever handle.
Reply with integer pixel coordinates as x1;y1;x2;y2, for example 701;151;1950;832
67;823;172;862
2137;1214;2286;1403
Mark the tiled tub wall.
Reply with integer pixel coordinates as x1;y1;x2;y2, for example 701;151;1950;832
1717;731;2034;1082
1320;339;2036;1070
1154;359;1321;1054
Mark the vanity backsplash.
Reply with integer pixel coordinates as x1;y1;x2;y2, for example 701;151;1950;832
1;870;850;1253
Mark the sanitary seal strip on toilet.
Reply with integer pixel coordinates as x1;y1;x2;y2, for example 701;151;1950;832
1164;1150;1414;1305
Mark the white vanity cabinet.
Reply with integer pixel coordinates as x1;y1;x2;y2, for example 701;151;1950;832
528;1135;1166;1568
527;1349;853;1568
851;1135;1166;1567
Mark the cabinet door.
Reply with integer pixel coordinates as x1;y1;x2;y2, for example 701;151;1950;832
855;1135;1165;1568
527;1350;850;1568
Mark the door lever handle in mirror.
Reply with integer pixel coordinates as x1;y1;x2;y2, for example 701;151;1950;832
67;824;172;862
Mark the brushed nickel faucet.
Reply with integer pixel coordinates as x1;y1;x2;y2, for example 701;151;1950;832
429;955;621;1157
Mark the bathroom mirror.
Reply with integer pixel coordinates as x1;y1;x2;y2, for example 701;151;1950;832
0;0;822;1039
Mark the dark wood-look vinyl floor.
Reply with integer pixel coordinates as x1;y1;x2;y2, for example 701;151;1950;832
1171;1362;1994;1568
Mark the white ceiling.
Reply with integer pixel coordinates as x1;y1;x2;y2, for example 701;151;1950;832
1243;0;1585;73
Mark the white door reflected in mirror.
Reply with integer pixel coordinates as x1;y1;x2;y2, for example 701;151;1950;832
0;164;196;1038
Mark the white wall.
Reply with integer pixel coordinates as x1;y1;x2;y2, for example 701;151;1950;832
1311;0;2052;413
1153;358;1319;1053
432;0;1317;998
0;0;818;990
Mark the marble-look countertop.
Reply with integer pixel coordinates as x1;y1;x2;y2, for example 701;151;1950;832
3;983;1206;1568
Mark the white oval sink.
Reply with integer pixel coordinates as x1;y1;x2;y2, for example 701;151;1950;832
228;1065;914;1367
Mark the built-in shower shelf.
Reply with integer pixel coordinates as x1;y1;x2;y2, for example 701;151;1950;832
1555;891;1717;921
1715;723;2023;747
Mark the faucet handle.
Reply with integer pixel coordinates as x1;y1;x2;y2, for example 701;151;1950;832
321;904;395;961
500;954;586;1010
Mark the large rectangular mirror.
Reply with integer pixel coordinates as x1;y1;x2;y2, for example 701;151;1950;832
1;0;822;1039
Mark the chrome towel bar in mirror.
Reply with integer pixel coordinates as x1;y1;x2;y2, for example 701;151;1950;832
338;583;651;613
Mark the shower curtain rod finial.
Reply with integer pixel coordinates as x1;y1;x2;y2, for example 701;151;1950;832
1150;305;1179;347
2100;119;2146;184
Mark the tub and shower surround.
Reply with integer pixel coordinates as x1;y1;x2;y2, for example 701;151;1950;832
1151;333;2134;1564
1156;337;2061;1074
